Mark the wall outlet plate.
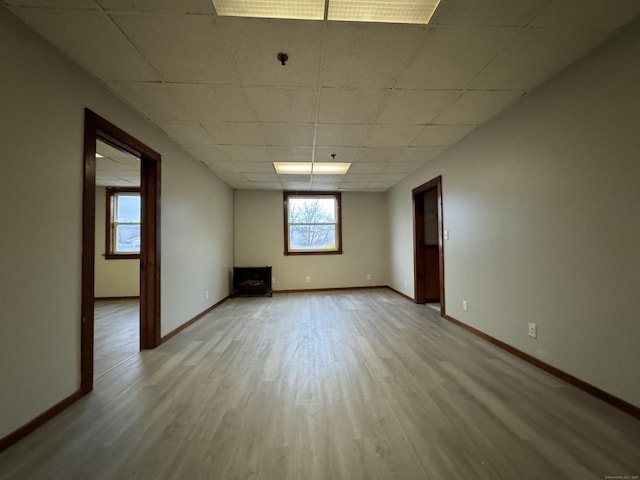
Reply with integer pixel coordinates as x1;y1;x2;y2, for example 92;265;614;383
528;323;537;338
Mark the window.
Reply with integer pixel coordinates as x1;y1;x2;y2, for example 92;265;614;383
105;188;141;259
284;192;342;255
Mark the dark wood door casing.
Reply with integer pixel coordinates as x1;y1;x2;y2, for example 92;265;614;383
81;109;161;394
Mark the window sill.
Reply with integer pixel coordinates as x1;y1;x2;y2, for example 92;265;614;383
103;253;140;260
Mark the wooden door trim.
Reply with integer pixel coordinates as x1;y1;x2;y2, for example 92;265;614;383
81;109;161;394
412;176;445;313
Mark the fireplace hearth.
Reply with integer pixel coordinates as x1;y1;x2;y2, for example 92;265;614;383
232;266;272;297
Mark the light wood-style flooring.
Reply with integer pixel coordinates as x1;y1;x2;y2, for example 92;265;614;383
1;289;638;479
94;298;139;380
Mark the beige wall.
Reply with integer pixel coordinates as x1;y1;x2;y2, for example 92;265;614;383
234;190;389;290
94;186;139;298
389;19;640;407
0;6;233;439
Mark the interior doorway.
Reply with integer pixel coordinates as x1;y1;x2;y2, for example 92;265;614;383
413;176;444;313
81;109;161;394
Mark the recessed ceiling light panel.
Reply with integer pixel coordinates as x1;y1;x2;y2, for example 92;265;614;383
274;162;351;174
274;162;313;174
312;162;351;174
213;0;325;20
329;0;441;24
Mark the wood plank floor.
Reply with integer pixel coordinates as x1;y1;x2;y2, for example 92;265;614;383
1;289;638;479
94;299;139;380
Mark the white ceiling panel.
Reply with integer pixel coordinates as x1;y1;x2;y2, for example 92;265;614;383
431;0;549;26
353;147;406;163
315;124;371;146
156;120;214;144
411;124;474;146
97;0;215;14
532;0;640;29
433;89;524;124
400;146;444;162
244;173;280;182
376;89;461;124
111;13;238;84
109;81;192;121
181;143;230;163
218;17;323;87
470;27;610;90
364;124;424;147
233;161;277;173
314;146;359;163
244;86;318;123
384;161;426;173
281;181;313;190
339;182;370;190
251;181;283;190
261;123;315;146
320;22;426;88
318;88;388;123
5;0;98;8
218;145;313;162
170;84;255;121
204;122;265;145
396;25;518;89
348;162;388;173
11;8;159;81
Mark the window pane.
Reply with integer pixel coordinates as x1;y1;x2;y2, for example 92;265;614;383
116;224;140;252
290;224;336;250
117;195;141;222
288;197;336;224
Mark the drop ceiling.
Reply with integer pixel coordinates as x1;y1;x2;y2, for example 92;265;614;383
4;0;640;191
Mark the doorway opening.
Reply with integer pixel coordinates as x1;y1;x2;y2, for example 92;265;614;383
413;176;444;313
81;109;161;394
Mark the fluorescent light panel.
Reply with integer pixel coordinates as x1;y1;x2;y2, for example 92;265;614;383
213;0;325;20
328;0;441;24
212;0;441;23
274;162;351;174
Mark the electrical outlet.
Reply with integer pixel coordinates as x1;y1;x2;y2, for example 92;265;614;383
305;276;311;283
367;273;372;280
462;300;468;312
272;277;276;285
528;323;537;338
205;290;209;300
404;280;408;287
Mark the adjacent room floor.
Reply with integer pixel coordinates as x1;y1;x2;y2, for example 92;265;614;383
93;298;139;380
1;289;638;479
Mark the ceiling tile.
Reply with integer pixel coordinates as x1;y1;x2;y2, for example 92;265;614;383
155;120;214;144
470;27;610;90
318;88;388;123
431;0;549;27
532;0;640;29
11;8;158;81
364;124;424;147
312;175;343;185
410;125;475;146
204;160;238;172
353;147;406;163
204;122;264;145
433;89;524;124
280;181;313;190
244;86;318;123
97;0;215;14
170;84;255;121
348;163;388;173
111;13;238;84
218;17;323;87
315;124;370;146
216;172;249;183
218;145;313;162
6;0;98;8
396;26;518;89
234;161;277;173
376;89;461;124
320;22;426;88
108;81;191;121
313;147;359;164
383;161;425;173
279;174;311;184
261;123;314;146
400;146;444;162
